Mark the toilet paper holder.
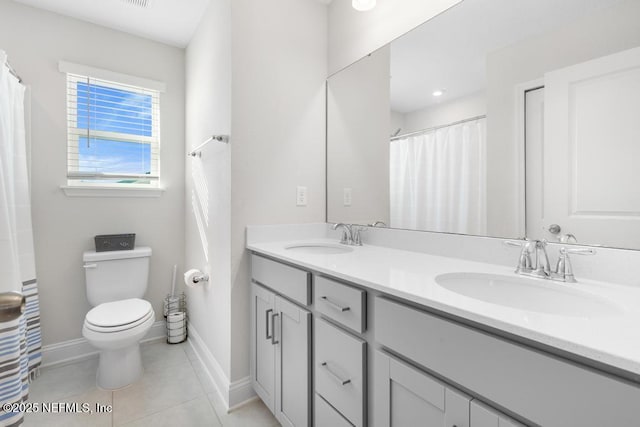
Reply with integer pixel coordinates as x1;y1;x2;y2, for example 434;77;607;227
192;274;209;283
184;269;209;287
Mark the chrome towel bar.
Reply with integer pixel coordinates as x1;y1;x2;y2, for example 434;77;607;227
187;134;229;157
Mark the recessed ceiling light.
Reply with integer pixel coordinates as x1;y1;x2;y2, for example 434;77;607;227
432;89;445;97
352;0;376;12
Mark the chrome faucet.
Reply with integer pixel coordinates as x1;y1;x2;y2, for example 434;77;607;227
332;223;364;246
505;239;595;283
333;223;353;245
531;240;552;278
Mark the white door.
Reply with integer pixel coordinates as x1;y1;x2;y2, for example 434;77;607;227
540;46;640;248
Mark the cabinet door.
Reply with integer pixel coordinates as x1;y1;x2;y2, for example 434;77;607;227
250;283;276;412
374;350;470;427
470;400;524;427
275;295;311;427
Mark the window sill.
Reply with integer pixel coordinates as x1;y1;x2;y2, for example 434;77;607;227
60;185;165;198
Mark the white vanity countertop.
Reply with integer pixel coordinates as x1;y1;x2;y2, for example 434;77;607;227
247;238;640;377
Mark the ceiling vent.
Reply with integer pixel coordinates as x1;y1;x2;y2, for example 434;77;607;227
121;0;152;8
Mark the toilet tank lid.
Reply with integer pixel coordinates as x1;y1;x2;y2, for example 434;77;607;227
83;246;152;262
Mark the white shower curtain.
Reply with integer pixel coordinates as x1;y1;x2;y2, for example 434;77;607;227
0;51;42;427
390;117;487;235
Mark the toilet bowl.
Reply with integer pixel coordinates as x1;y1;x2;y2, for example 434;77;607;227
82;246;154;390
82;298;155;390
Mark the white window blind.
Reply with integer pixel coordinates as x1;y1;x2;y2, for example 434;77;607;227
65;73;160;186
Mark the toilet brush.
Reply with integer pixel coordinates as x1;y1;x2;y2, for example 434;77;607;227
163;264;179;317
170;264;177;297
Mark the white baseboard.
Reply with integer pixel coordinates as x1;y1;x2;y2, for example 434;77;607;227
229;376;257;411
187;324;256;411
41;320;166;369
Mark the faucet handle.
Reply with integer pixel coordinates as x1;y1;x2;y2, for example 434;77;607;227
352;226;367;246
561;247;595;256
503;240;526;248
504;240;532;273
553;247;596;283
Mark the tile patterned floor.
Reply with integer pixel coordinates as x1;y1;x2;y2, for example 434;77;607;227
23;341;279;427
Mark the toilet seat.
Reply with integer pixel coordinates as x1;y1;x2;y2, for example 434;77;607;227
85;298;153;333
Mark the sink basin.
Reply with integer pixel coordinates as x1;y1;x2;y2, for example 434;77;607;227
284;243;354;255
435;273;620;317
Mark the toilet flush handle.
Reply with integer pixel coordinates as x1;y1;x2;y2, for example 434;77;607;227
83;263;97;269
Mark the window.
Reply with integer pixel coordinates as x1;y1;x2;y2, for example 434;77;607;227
64;67;161;188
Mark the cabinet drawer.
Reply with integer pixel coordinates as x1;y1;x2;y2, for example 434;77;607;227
251;254;310;306
314;276;366;333
315;318;366;427
315;393;352;427
375;296;640;426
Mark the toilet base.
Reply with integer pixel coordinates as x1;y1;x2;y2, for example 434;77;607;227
97;343;143;390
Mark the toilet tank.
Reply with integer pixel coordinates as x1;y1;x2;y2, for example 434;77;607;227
83;247;152;306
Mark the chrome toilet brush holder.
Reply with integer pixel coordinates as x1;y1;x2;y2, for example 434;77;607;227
164;292;187;344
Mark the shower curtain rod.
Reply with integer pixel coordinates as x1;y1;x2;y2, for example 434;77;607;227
4;59;22;83
390;114;486;141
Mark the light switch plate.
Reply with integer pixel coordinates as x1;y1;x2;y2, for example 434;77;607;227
297;186;308;206
343;188;352;206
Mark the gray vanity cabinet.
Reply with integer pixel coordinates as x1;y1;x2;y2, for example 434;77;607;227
250;282;311;427
374;350;470;427
470;401;524;427
375;296;640;426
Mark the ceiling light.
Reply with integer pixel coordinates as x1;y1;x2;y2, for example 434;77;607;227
121;0;151;8
352;0;376;12
432;89;445;97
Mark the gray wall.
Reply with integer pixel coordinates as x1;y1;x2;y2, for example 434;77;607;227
0;1;185;346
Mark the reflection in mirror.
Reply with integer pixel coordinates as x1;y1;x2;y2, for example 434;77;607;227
326;0;640;249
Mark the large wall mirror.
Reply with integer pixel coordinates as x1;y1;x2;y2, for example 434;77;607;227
327;0;640;250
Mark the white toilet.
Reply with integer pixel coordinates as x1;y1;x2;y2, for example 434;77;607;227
82;247;155;390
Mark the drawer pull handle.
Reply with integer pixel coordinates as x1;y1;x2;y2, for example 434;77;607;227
265;309;273;340
321;362;351;386
271;312;279;345
320;296;350;312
